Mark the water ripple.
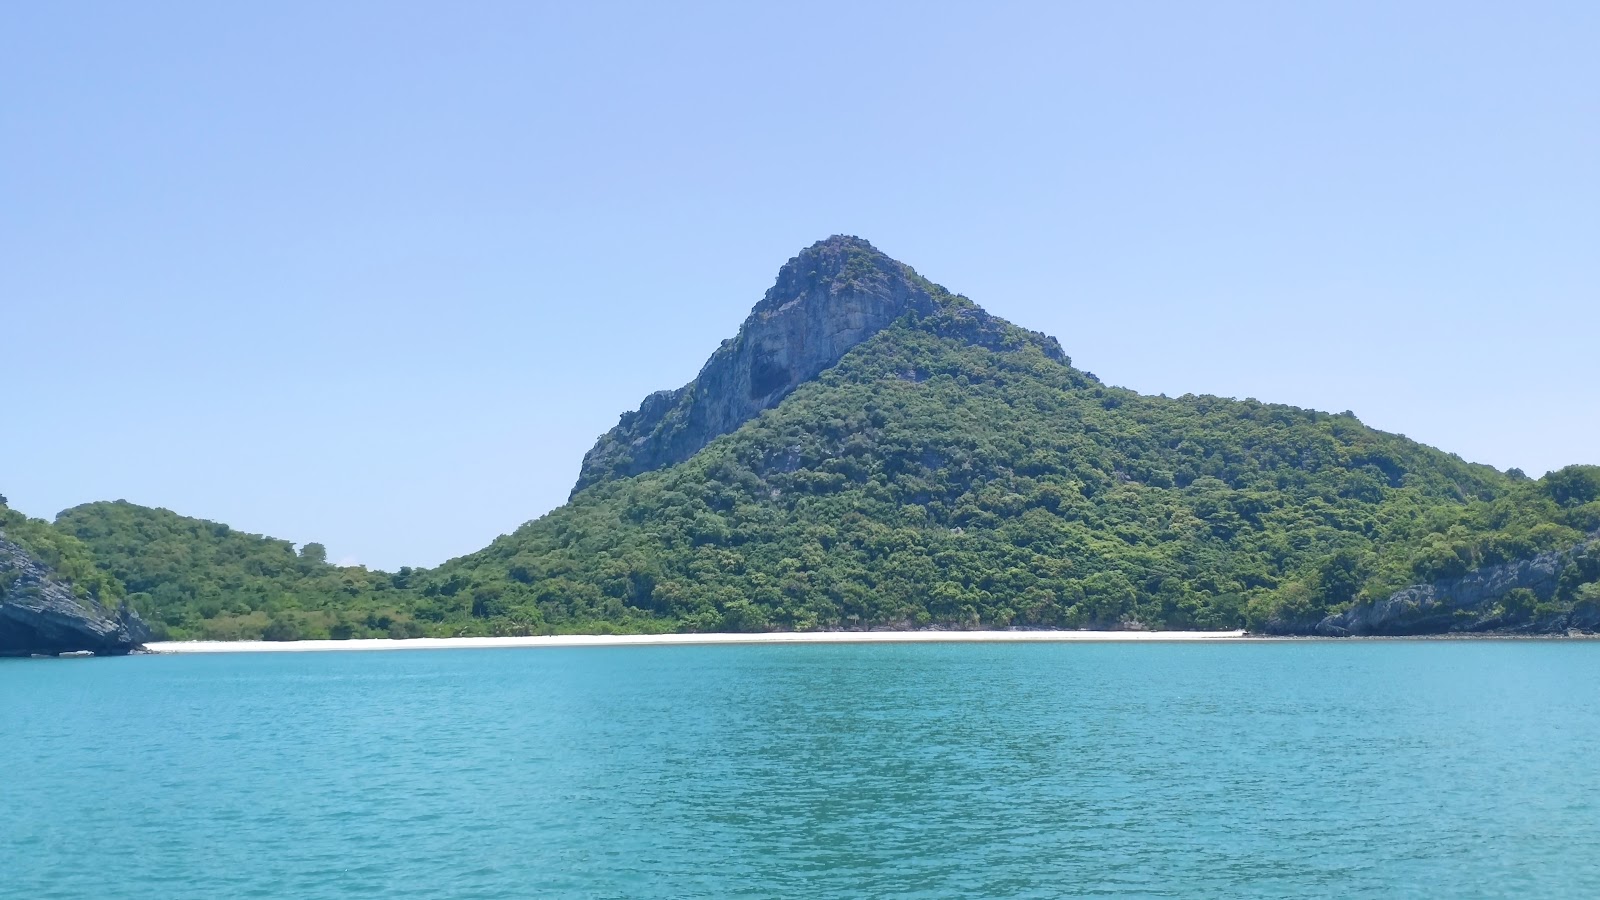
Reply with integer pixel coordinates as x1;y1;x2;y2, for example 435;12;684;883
4;642;1600;897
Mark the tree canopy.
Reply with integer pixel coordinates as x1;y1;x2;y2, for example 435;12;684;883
33;318;1600;639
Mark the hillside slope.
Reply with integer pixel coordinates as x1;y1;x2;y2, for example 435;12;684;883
54;500;424;641
49;238;1600;638
575;235;1064;493
1;498;149;655
410;239;1594;633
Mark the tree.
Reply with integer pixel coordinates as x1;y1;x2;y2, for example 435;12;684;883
262;616;301;641
1499;588;1536;620
1544;466;1600;508
1315;549;1372;608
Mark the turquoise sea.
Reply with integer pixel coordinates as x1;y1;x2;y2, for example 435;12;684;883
5;641;1600;898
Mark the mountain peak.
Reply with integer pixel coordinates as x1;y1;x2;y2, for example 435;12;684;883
751;235;915;314
572;237;1065;495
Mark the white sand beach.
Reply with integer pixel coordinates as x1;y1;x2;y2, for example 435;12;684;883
146;630;1248;653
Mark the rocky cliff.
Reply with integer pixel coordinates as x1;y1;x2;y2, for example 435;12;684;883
573;235;1066;495
1269;533;1600;636
0;534;150;656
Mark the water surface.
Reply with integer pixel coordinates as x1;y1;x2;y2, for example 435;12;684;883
4;642;1598;897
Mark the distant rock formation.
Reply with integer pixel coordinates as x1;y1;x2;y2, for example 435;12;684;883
0;535;150;656
573;235;1065;494
1268;533;1600;636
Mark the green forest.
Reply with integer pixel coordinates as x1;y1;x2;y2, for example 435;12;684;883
1;496;124;606
21;307;1599;640
411;319;1600;634
50;501;425;641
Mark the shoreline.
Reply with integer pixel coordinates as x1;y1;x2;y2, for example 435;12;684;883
145;630;1250;654
135;630;1600;655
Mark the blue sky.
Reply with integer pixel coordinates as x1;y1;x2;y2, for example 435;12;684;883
4;1;1596;570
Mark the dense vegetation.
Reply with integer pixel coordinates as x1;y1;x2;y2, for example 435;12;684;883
407;318;1598;634
0;495;124;604
53;501;426;641
28;293;1600;639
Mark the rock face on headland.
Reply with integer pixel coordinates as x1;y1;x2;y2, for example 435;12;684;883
1267;534;1600;637
0;535;149;656
572;235;1065;495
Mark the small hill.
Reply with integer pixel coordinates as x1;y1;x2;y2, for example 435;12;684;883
54;500;425;641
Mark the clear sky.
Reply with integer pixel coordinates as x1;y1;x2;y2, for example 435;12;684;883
4;1;1596;570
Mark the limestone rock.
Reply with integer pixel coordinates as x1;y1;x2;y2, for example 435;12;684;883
1301;534;1600;636
0;534;150;657
573;235;1066;494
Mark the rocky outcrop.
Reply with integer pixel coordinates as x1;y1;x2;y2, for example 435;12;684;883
0;534;149;656
573;236;1067;494
1302;534;1600;636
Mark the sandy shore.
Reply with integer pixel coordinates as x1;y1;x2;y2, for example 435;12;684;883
146;630;1249;654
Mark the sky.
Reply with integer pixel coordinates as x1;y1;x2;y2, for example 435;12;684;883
3;1;1596;571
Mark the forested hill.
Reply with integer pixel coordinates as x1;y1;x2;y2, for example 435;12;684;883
3;497;123;605
1;496;148;656
415;308;1592;633
54;501;422;641
38;238;1600;638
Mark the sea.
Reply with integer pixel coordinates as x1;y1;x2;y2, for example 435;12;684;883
4;641;1598;898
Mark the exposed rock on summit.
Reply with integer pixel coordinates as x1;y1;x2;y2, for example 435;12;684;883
574;236;1066;494
0;534;150;657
